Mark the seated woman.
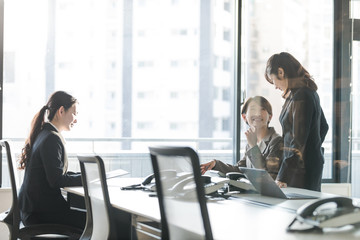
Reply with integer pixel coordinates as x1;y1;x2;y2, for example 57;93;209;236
200;96;283;180
18;91;86;229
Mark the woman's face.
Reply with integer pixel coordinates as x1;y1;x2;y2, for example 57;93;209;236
61;104;78;131
242;101;272;130
270;68;288;94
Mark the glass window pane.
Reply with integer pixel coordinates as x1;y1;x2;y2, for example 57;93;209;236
2;0;236;184
352;41;360;197
241;0;333;179
350;0;360;19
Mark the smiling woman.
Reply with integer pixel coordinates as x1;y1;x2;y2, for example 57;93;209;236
17;91;86;230
200;96;284;180
241;96;273;149
54;102;78;132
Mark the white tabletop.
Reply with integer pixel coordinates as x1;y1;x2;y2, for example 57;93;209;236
65;177;360;240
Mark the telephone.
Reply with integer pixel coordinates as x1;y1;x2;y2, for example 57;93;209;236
169;175;229;197
201;175;229;195
121;170;178;191
141;170;188;192
226;172;256;192
121;170;228;196
287;196;360;231
140;173;157;191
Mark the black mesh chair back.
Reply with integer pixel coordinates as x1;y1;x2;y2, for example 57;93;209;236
149;146;213;240
0;140;83;240
77;155;117;240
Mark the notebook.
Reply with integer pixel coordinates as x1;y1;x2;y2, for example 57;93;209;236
238;167;318;200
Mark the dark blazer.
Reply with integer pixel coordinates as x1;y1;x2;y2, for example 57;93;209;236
19;123;82;213
213;127;283;180
277;87;328;191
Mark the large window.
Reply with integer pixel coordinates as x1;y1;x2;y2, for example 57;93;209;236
350;0;360;197
241;0;333;178
1;0;237;185
352;39;360;197
1;0;360;198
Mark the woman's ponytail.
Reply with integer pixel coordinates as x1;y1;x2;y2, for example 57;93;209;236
19;105;48;169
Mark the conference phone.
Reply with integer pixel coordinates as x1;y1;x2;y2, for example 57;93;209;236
226;172;256;192
121;170;177;191
287;196;360;231
169;174;229;197
121;170;229;196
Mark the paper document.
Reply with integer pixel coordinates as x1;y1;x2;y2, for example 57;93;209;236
106;168;129;179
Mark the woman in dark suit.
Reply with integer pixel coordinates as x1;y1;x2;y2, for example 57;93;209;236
18;91;85;229
265;52;329;191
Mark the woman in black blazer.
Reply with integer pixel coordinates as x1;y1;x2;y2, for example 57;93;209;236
18;91;85;229
265;52;329;191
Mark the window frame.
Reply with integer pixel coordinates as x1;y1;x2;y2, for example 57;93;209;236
327;0;352;184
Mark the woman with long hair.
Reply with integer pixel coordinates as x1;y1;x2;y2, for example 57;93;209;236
18;91;85;229
265;52;329;191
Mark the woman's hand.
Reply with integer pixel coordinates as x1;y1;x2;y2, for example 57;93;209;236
276;180;287;188
200;160;216;175
245;127;257;148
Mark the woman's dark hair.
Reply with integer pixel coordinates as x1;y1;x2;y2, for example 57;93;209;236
264;52;317;98
19;91;77;169
241;96;273;116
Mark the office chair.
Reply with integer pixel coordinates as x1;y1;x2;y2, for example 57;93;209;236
0;140;83;240
77;155;118;240
148;146;213;240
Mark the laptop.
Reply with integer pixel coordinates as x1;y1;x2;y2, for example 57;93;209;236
239;167;318;200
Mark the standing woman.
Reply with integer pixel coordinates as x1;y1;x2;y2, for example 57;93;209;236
18;91;86;229
265;52;329;191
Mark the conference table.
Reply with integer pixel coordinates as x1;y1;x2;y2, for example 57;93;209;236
65;177;360;240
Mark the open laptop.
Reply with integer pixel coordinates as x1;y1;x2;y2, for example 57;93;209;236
239;167;318;199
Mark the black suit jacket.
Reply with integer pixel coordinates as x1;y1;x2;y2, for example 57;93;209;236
277;87;329;191
19;123;82;213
